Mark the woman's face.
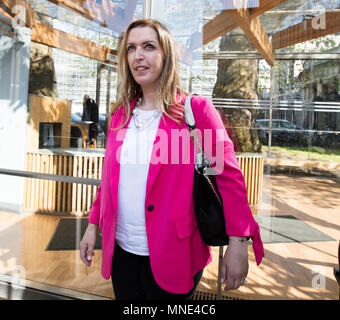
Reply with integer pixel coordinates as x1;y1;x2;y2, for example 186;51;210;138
126;26;164;91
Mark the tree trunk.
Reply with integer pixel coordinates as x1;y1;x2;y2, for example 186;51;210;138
28;14;58;97
213;34;261;153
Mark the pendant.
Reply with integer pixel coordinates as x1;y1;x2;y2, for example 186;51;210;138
132;105;161;130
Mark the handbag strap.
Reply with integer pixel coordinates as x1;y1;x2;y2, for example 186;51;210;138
184;94;222;203
184;94;204;159
184;94;196;130
185;94;225;301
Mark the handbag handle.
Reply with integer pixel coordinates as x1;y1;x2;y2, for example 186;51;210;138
184;94;196;129
184;94;211;169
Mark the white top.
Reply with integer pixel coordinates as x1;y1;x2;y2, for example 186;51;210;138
115;109;161;256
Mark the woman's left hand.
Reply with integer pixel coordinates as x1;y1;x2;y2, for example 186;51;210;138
221;236;249;291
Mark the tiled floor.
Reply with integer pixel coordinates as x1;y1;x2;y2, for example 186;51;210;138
0;173;339;300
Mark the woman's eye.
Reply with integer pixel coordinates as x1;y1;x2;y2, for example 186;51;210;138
127;46;134;51
146;44;154;49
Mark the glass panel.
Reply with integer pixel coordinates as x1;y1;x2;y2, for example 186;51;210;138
266;57;340;158
0;28;31;214
151;0;204;93
26;0;145;40
202;1;339;299
1;0;339;301
0;1;122;299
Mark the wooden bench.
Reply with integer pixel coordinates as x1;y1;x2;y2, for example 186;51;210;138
23;151;264;215
24;150;103;215
264;158;340;170
237;153;264;206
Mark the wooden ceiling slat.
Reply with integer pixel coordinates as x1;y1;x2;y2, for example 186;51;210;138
0;0;116;63
0;5;13;19
249;0;288;16
47;0;100;24
47;0;138;30
203;10;235;45
0;0;37;28
31;21;117;63
203;0;289;45
272;11;340;50
228;8;274;66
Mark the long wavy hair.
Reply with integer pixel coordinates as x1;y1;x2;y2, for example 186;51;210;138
111;19;186;129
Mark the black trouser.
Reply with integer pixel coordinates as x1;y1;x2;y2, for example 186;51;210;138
111;242;203;300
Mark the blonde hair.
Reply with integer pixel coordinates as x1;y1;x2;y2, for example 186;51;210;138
111;19;186;129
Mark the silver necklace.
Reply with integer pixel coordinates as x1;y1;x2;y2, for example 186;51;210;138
132;98;161;130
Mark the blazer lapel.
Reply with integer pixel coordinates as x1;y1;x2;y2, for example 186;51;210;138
108;99;136;213
146;110;189;199
108;98;184;211
145;114;169;200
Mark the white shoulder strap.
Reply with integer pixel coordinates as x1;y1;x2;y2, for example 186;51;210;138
184;94;196;129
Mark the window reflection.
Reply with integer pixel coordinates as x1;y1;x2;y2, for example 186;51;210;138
0;0;339;301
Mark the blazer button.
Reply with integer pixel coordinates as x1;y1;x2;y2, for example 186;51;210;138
147;205;154;212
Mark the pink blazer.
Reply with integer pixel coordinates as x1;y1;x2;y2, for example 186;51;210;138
89;95;264;294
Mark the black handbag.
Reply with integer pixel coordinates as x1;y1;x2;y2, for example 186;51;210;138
184;94;229;246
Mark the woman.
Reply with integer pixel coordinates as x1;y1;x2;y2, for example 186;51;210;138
80;19;264;300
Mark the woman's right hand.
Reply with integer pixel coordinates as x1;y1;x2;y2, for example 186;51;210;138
80;223;99;267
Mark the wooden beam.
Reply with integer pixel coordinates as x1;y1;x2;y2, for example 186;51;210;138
31;21;117;64
272;11;340;50
47;0;195;65
0;9;13;37
203;10;235;45
249;0;287;17
0;0;36;28
228;8;274;66
47;0;104;25
0;1;116;63
49;0;86;15
203;0;288;45
47;0;138;33
0;5;13;20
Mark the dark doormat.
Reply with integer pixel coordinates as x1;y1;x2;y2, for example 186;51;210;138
46;215;335;250
254;215;335;244
46;218;102;251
